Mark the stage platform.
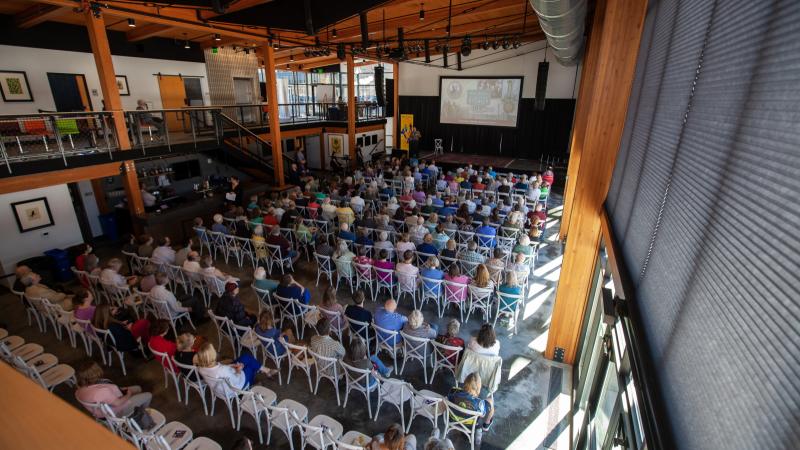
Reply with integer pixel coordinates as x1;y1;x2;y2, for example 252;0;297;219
417;151;545;173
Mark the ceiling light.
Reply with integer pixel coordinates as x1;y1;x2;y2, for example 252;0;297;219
214;33;221;41
419;3;425;21
127;18;136;28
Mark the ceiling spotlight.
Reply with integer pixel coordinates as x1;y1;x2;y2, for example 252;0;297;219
214;33;221;41
127;18;136;28
491;40;499;50
502;39;510;50
419;3;425;21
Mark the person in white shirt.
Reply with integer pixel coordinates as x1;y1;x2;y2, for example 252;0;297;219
468;323;501;356
150;237;176;265
182;251;201;272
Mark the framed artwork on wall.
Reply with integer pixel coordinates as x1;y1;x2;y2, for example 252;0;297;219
0;70;33;102
10;197;54;233
116;75;130;96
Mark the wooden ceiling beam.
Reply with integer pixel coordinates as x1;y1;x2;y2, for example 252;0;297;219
14;4;70;29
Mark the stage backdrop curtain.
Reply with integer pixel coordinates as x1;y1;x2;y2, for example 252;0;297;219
398;96;575;159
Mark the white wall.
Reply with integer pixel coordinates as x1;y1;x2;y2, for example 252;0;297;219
0;185;83;282
0;45;209;114
398;41;581;99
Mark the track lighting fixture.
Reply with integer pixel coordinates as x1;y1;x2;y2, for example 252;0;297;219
419;3;425;21
127;18;136;28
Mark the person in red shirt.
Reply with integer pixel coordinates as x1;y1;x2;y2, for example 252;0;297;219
148;319;177;373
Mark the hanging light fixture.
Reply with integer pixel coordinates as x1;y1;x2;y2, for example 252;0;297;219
419;3;425;21
127;18;136;28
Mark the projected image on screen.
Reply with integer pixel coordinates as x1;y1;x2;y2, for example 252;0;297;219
439;77;523;127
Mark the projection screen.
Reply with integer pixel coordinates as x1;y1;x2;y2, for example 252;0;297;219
439;76;523;127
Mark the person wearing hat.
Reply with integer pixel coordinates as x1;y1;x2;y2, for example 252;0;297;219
214;282;256;327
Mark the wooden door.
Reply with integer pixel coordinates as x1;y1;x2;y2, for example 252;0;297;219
157;75;187;131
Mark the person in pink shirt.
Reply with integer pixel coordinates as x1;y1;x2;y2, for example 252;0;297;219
372;249;395;284
444;264;470;303
75;361;151;418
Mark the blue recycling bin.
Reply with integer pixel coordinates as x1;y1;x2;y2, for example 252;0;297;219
44;248;73;282
99;212;119;241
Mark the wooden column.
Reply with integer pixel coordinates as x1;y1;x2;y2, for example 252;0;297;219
84;8;144;216
258;44;285;185
393;61;400;154
545;0;648;364
346;52;357;166
559;0;607;241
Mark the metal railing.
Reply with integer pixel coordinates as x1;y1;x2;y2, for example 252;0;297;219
0;111;119;172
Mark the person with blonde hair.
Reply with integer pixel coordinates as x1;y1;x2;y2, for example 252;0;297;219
75;360;152;418
446;372;495;446
195;342;275;393
402;309;438;339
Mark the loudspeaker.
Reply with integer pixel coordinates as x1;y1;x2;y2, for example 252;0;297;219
360;12;369;48
337;43;345;61
386;78;394;113
535;61;549;111
375;66;385;106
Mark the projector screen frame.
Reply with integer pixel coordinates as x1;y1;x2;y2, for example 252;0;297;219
438;75;525;129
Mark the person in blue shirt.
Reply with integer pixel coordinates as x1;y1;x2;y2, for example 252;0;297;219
447;372;495;447
420;256;445;297
373;298;407;346
417;233;439;256
475;218;497;248
338;222;356;242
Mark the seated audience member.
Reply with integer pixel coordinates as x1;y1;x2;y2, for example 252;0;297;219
137;264;157;293
374;299;407;346
436;319;466;364
254;310;286;357
215;282;256;327
402;309;438;339
513;234;534;255
22;271;74;311
101;258;137;287
440;239;458;259
275;274;312;305
447;372;495;446
459;240;486;264
320;286;347;333
75;243;93;272
195;342;275;393
417;233;439;256
253;266;279;293
370;423;417;450
444;265;470;303
267;225;300;264
372;249;395;284
468;323;501;356
148;320;177;372
75;360;152;418
344;337;391;387
309;317;345;363
338;223;357;242
150;237;176;265
174;238;193;267
92;304;149;354
71;289;96;325
138;235;155;257
150;272;204;322
182;251;201;272
345;290;373;339
395;250;419;292
333;239;356;276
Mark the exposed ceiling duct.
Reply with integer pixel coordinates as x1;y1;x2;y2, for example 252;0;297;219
530;0;587;65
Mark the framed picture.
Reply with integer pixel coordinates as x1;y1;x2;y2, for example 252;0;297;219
10;197;54;233
0;70;33;102
116;75;130;96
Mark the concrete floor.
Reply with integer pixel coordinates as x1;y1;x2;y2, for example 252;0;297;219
0;192;570;450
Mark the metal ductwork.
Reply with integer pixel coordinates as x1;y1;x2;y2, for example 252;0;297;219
530;0;587;65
